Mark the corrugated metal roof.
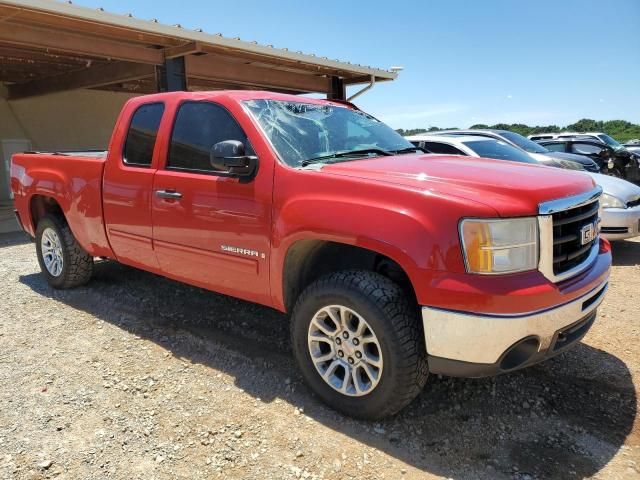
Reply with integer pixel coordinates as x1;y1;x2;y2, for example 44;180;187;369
0;0;397;81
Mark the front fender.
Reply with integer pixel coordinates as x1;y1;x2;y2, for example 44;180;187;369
269;169;497;310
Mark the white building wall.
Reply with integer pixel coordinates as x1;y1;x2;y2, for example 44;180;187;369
0;88;137;201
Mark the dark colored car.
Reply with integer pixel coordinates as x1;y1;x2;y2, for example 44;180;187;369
537;138;640;183
432;129;600;172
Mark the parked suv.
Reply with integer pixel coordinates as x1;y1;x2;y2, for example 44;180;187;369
624;142;640;155
431;129;599;172
538;138;640;183
528;132;622;148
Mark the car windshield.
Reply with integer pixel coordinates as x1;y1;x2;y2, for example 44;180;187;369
463;139;538;164
497;131;549;154
243;99;414;167
597;134;623;150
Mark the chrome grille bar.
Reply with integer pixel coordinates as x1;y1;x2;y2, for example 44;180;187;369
538;186;602;283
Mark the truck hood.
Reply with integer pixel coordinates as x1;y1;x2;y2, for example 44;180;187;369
320;154;596;217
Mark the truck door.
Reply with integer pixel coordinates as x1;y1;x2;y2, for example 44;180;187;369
151;100;273;305
103;102;164;271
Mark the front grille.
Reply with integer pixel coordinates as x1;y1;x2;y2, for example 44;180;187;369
551;199;599;275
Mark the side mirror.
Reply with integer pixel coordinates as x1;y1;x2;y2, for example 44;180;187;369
210;140;258;178
598;148;612;158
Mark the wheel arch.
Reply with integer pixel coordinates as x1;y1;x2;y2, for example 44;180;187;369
279;237;418;313
29;194;66;232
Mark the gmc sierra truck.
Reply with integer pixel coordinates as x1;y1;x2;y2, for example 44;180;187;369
11;91;611;419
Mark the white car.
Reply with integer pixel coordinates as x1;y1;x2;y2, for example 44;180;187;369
406;134;542;164
406;134;640;241
624;144;640;155
430;129;600;172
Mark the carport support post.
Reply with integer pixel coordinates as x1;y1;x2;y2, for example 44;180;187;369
156;56;187;92
328;76;346;100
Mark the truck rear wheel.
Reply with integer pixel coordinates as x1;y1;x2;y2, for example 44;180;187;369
35;215;93;289
291;270;428;419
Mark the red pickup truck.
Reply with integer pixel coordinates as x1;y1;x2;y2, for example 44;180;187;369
11;91;611;419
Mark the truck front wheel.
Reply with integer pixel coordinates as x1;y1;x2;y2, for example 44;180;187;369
291;270;428;419
35;215;93;289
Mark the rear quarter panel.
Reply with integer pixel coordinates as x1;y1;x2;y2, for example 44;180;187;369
11;153;113;257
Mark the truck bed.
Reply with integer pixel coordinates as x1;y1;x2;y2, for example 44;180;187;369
10;151;113;257
22;150;107;158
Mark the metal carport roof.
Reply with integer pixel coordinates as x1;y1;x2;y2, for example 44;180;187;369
0;0;398;100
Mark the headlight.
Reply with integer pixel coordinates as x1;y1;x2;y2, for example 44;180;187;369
558;160;583;171
600;193;625;209
460;218;538;274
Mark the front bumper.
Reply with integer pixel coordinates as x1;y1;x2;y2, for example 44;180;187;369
600;205;640;240
422;277;608;377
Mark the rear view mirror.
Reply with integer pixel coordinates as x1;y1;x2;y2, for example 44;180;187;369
210;140;258;179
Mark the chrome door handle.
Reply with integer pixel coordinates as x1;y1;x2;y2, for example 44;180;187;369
155;190;183;199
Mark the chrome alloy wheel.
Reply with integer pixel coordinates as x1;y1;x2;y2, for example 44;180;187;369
307;305;383;396
41;227;64;277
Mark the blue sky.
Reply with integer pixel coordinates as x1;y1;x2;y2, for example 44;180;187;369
75;0;640;129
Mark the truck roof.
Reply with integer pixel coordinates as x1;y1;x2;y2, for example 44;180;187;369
127;90;353;107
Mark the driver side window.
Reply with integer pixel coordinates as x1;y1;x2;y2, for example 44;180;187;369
167;102;254;173
571;143;604;155
543;143;566;152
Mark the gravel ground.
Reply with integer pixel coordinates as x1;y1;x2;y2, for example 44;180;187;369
0;232;638;480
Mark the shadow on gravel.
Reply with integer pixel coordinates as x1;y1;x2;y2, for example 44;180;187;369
20;261;637;480
0;231;31;248
610;239;640;266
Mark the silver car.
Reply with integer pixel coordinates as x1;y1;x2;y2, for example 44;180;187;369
587;172;640;240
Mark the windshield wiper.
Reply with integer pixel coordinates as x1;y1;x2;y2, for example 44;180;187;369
300;148;393;167
388;146;425;154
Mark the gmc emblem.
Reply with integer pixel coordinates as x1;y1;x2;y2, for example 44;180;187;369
580;222;597;245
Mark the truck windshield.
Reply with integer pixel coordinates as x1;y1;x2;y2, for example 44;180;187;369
597;134;623;150
243;99;414;167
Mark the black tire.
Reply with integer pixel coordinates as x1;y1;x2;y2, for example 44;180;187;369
291;270;428;419
35;214;93;289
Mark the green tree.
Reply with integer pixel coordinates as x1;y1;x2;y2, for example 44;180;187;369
566;119;603;132
397;119;640;143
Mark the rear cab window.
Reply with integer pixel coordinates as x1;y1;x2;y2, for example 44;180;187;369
123;103;165;167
